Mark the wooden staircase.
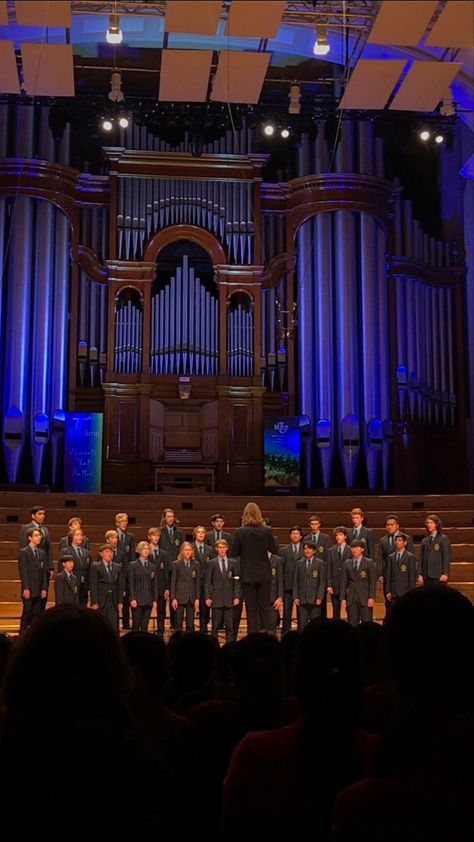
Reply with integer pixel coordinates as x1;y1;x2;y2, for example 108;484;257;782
1;491;473;633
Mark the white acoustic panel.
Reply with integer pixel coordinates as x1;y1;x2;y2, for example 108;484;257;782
367;0;438;46
211;50;270;103
21;43;75;96
390;60;462;111
339;59;406;110
0;1;8;25
426;1;474;48
164;1;222;35
225;0;286;38
0;41;20;93
15;1;71;26
159;50;212;101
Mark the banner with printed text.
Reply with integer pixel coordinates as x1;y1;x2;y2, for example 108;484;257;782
64;413;103;493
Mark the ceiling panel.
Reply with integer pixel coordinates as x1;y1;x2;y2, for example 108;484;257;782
425;1;474;48
211;50;270;103
159;50;213;101
367;0;438;46
164;1;222;36
0;41;21;93
225;0;286;38
339;59;406;110
0;1;8;25
21;43;75;96
15;1;71;27
390;60;462;111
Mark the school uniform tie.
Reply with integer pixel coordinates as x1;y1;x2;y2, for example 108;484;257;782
306;558;311;571
198;545;204;559
353;558;359;572
338;546;343;559
293;544;298;555
221;559;227;575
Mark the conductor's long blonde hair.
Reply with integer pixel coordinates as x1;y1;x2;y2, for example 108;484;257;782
241;502;265;526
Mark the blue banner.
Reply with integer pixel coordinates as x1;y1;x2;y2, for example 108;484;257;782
64;413;103;493
264;416;301;490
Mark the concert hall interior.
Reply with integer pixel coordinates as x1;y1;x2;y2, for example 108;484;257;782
0;7;474;840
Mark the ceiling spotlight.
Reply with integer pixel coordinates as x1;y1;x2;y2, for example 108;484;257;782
313;24;330;56
435;133;444;144
119;116;129;129
106;13;123;45
108;70;125;103
264;124;275;136
419;129;431;141
288;82;301;115
281;128;290;139
101;118;113;131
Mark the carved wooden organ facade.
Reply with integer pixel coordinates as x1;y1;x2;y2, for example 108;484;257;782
0;107;468;492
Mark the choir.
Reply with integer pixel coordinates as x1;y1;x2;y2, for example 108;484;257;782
17;503;452;636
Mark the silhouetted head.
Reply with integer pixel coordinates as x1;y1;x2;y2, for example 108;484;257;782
296;620;361;723
120;631;169;698
383;586;474;715
3;605;132;720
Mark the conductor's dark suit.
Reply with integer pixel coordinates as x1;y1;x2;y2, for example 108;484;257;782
293;556;327;630
205;556;241;641
340;556;376;627
18;545;49;632
170;559;200;631
129;558;157;631
347;526;374;560
89;560;123;630
193;542;213;632
419;533;451;583
54;570;79;605
327;543;352;619
384;550;417;603
59;544;90;606
280;542;304;634
231;524;277;634
149;545;170;637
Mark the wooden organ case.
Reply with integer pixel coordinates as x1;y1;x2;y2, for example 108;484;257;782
101;149;269;493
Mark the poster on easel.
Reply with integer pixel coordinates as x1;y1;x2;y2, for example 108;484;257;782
64;413;103;493
264;416;301;490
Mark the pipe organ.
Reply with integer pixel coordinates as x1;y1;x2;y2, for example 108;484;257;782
150;255;218;376
0;105;468;492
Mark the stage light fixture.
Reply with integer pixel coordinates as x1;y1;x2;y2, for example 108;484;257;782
102;118;113;131
264;124;275;136
419;129;431;141
106;13;123;44
119;116;129;129
313;25;330;56
288;83;301;115
281;128;290;139
435;133;444;144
